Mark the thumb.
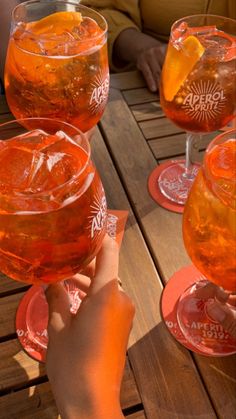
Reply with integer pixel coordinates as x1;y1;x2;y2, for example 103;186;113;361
207;302;236;339
45;283;71;337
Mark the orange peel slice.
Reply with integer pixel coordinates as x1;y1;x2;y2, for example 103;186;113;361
162;35;205;102
27;11;83;35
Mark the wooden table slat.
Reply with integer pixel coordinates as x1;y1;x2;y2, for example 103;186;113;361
148;131;215;160
139;117;183;140
0;382;59;419
0;292;25;338
110;70;146;90
0;273;29;296
126;411;146;419
131;102;164;121
122;88;157;106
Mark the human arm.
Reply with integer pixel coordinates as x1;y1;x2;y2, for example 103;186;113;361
45;235;135;419
113;28;167;92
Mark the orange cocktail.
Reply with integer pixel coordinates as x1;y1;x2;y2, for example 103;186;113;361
5;1;109;133
174;129;236;356
156;15;236;205
0;119;107;285
183;135;236;292
160;19;236;133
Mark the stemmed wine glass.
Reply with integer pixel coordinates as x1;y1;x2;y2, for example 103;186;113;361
158;14;236;205
4;0;109;134
0;118;107;361
176;129;236;356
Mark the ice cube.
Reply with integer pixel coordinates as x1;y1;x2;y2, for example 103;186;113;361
42;32;78;55
41;130;82;155
14;24;43;55
26;149;79;193
72;17;101;40
8;129;59;152
0;130;82;197
0;146;33;192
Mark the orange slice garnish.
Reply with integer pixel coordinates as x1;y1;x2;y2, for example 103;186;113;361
27;11;83;35
162;35;205;102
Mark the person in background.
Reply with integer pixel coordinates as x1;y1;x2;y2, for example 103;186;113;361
81;0;236;92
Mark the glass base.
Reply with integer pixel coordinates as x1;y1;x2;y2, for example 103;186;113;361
16;282;82;362
177;280;236;356
158;160;200;205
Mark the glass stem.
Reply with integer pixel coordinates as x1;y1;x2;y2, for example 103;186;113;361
184;132;202;180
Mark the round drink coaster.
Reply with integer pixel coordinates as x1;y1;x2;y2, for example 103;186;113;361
16;286;48;363
161;265;209;355
161;265;236;356
148;161;184;213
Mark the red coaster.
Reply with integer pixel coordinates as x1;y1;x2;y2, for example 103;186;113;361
16;285;48;363
161;265;236;356
161;265;208;355
148;161;184;214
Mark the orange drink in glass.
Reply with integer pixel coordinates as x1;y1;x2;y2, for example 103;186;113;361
5;1;109;133
183;139;236;291
177;129;236;356
0;118;107;360
158;15;236;205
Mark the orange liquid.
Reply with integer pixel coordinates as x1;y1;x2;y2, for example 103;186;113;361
183;139;236;291
0;130;107;285
5;16;109;132
160;31;236;132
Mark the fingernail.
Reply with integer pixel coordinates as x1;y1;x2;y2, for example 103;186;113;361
208;304;226;322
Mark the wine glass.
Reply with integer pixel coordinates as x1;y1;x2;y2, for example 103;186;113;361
4;0;109;134
177;129;236;356
0;118;107;361
158;14;236;205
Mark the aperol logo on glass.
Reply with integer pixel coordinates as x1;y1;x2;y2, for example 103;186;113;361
182;81;227;122
89;70;109;114
88;191;107;240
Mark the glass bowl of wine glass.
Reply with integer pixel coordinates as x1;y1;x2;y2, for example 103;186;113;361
5;0;109;133
0;117;107;361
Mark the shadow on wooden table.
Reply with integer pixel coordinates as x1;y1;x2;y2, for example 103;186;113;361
0;343;59;418
128;317;236;419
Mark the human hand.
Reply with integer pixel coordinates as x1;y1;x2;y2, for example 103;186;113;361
114;29;166;92
135;43;166;92
195;283;236;338
45;235;135;419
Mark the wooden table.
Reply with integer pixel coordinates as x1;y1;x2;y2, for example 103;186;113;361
0;71;235;419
